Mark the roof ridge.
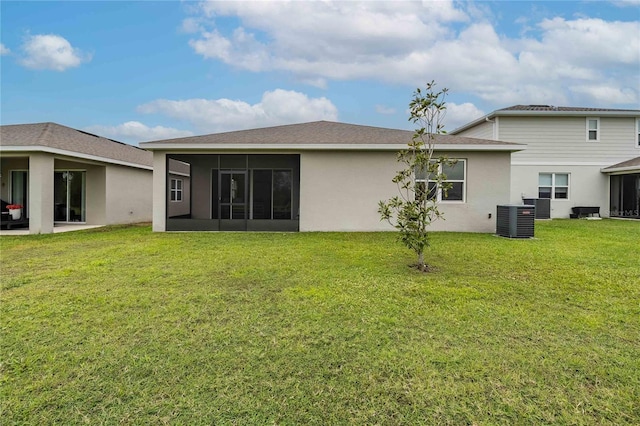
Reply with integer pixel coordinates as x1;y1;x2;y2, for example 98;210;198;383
36;122;54;146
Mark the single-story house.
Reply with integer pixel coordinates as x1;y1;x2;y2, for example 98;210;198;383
140;121;524;233
0;122;153;234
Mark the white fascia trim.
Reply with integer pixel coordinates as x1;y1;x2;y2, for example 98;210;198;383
513;161;613;166
601;166;640;174
0;145;153;171
450;110;640;134
141;143;524;152
496;110;640;118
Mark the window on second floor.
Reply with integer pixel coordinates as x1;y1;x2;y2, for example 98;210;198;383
587;118;599;142
539;173;569;199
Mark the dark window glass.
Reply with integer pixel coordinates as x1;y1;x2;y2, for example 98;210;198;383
443;182;463;201
554;187;568;199
273;170;292;219
211;170;218;219
539;187;552;199
252;170;272;219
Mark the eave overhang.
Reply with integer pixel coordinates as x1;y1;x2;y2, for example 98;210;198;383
140;143;525;153
0;145;153;171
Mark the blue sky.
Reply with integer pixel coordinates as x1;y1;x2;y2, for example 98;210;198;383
1;0;639;145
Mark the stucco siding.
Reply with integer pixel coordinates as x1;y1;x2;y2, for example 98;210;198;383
105;165;153;224
152;151;167;231
299;150;511;232
500;116;637;163
511;164;609;218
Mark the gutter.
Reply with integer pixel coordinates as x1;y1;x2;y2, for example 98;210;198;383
139;143;525;152
0;145;153;171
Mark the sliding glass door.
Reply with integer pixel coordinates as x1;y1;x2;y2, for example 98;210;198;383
54;171;86;222
10;171;28;218
219;171;247;230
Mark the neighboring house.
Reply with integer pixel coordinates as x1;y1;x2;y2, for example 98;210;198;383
0;122;153;234
140;121;524;233
451;106;640;219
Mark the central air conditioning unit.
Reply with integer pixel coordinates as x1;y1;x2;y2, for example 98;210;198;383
496;205;535;238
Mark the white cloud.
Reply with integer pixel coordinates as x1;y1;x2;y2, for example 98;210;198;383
84;121;194;143
375;104;396;115
0;43;10;55
610;0;640;6
444;102;486;132
185;1;640;108
137;89;338;133
569;84;638;105
19;34;90;71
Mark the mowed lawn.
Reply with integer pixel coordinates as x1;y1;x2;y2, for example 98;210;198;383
1;220;639;425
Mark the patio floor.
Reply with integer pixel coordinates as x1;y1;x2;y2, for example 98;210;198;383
0;224;104;236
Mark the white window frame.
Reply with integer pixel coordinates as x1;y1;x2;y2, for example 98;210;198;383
416;159;466;203
636;118;640;148
170;178;183;202
586;118;600;142
538;173;570;200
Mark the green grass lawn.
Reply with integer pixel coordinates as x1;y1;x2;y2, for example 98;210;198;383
1;220;639;425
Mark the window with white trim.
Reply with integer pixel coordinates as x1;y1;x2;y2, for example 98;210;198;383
170;178;183;202
587;118;599;141
416;159;466;202
538;173;569;199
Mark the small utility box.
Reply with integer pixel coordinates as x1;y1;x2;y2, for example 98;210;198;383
496;204;535;238
522;198;550;219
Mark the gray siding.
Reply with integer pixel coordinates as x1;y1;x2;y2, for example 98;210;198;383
499;116;638;163
456;120;494;140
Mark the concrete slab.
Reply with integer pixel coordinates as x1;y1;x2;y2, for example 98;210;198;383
0;224;104;236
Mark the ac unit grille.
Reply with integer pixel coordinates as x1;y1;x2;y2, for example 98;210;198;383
496;205;535;238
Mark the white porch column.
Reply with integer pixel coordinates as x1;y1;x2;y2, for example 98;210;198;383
152;151;167;232
28;153;55;234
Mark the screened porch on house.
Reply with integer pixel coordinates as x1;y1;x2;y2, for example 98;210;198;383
610;173;640;219
165;154;300;231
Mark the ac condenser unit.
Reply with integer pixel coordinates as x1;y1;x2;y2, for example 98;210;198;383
496;205;535;238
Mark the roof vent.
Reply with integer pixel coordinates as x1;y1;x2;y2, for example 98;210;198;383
528;105;551;108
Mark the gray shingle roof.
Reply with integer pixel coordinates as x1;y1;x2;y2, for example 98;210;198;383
601;156;640;172
499;105;640;113
141;120;519;147
0;122;152;168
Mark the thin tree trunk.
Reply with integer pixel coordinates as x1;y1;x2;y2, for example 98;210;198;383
417;251;425;271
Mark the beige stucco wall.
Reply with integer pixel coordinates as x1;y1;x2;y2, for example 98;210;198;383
511;164;610;218
152;151;167;231
299;150;511;232
105;165;153;225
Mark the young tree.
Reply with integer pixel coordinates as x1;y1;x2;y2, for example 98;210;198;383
378;81;456;272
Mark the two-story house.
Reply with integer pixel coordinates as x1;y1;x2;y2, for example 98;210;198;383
451;106;640;219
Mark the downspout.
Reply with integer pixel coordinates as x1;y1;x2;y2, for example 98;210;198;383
485;116;498;140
